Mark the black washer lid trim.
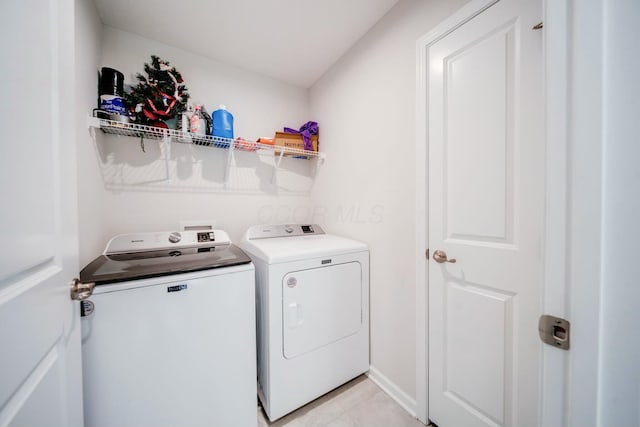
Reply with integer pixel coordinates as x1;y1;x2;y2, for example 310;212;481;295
79;244;251;286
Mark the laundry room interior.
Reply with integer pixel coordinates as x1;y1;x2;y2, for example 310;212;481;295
2;0;638;426
76;1;459;424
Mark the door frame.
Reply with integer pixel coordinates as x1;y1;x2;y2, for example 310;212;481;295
414;0;587;424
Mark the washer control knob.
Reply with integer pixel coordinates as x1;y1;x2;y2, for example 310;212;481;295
285;226;294;234
168;232;182;243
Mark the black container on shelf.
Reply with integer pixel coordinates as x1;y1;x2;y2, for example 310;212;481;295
99;67;124;96
99;67;126;116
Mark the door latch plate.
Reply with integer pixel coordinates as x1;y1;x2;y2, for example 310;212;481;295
539;314;570;350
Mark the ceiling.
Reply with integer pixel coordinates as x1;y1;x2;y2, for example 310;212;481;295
94;0;399;88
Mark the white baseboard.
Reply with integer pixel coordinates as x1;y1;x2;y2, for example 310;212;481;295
366;366;417;419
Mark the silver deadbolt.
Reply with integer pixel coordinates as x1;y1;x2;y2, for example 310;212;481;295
539;314;570;350
70;278;95;301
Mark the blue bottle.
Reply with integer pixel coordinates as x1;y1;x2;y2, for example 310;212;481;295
212;105;234;140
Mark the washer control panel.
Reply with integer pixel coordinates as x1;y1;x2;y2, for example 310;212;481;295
197;231;216;242
245;224;325;240
105;230;230;254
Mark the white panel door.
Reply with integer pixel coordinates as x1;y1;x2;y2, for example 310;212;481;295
427;1;543;426
283;262;362;359
0;1;81;426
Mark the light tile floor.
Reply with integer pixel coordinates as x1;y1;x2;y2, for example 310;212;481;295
257;375;426;427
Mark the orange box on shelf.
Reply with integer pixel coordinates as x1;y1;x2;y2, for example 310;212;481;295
273;131;318;157
257;137;275;146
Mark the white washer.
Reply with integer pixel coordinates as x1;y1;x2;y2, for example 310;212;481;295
79;230;257;427
239;224;369;421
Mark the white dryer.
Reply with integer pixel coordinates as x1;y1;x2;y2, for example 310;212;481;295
239;224;369;421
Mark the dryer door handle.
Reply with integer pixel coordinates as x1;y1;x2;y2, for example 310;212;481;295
287;302;303;329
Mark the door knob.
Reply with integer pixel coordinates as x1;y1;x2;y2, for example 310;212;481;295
433;250;456;264
70;278;95;301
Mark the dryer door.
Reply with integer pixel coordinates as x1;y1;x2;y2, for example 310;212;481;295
282;262;362;359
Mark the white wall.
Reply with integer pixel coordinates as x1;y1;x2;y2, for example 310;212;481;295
309;0;468;406
75;0;104;267
599;0;640;424
76;26;313;266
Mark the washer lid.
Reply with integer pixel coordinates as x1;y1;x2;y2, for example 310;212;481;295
79;243;251;286
239;232;368;264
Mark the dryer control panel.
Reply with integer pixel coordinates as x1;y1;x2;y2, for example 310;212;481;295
245;224;325;240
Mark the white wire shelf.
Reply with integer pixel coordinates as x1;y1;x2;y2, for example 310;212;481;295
87;116;325;160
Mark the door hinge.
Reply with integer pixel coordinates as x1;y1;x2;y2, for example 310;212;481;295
539;314;570;350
